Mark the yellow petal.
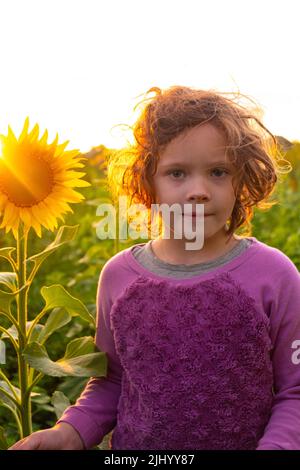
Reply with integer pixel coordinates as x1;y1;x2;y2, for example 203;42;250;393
39;129;48;145
28;123;40;141
18;117;30;142
31;205;48;228
19;208;32;226
63;171;87;179
50;133;59;148
7;126;17;144
64;179;91;187
55;188;84;202
12;225;19;239
54;141;69;157
0;203;18;228
30;216;42;237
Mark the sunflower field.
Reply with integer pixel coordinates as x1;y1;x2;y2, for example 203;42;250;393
0;121;299;449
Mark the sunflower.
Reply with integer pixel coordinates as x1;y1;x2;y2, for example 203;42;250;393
0;118;90;238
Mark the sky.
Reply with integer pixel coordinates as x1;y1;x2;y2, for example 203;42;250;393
0;0;299;152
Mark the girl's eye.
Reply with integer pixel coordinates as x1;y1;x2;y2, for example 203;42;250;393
167;168;229;179
168;170;185;179
211;168;229;178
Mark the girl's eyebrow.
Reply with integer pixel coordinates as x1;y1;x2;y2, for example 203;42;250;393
160;160;232;169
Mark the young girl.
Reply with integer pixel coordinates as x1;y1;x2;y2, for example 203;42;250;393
9;86;300;450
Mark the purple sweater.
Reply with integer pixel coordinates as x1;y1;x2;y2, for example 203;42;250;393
58;237;300;450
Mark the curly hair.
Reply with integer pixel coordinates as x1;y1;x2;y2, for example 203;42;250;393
107;85;291;239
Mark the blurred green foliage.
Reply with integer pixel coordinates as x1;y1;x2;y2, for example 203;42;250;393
0;140;299;447
248;141;300;269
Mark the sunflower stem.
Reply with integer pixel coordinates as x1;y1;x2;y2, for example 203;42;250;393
16;224;32;438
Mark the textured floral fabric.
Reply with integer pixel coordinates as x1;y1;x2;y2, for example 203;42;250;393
111;273;273;450
57;237;300;450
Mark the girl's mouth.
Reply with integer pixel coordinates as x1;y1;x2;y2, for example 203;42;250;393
186;214;213;217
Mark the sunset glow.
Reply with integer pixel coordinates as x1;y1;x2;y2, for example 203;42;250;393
0;0;299;152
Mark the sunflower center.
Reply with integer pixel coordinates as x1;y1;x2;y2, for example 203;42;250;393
0;153;54;207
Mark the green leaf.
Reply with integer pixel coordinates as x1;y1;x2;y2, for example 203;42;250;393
31;393;51;405
64;336;96;359
0;339;6;364
51;391;71;419
27;225;79;273
23;342;107;377
0;272;17;292
0;289;16;315
29;323;44;343
0;426;8;450
38;308;71;344
0;325;18;341
0;281;27;317
1;322;43;342
40;285;94;324
0;247;16;269
0;381;19;410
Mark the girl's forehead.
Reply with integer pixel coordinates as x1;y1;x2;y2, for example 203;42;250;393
162;124;228;153
157;140;235;169
157;154;234;170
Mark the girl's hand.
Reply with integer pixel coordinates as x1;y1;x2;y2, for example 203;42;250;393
7;422;85;450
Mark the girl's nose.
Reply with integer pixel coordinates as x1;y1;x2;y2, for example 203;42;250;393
186;178;211;201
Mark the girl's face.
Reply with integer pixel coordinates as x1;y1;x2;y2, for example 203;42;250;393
152;123;237;241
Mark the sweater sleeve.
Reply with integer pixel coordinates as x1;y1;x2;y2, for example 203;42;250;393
256;256;300;450
56;265;122;449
